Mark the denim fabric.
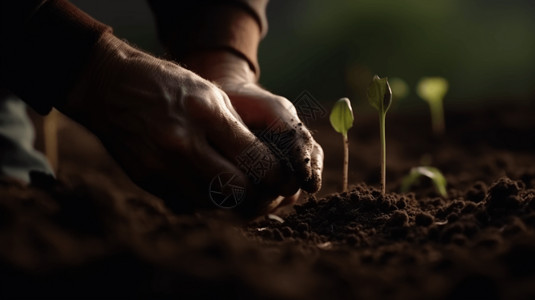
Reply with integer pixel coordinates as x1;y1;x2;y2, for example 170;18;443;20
0;89;54;183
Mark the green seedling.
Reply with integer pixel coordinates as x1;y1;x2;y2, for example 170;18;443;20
367;75;392;196
389;77;409;101
416;77;449;135
400;166;447;196
329;97;354;192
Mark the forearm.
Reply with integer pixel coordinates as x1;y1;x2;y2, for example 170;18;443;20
0;0;111;114
147;0;267;76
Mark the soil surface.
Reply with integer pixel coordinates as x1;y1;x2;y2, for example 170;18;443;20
1;100;535;299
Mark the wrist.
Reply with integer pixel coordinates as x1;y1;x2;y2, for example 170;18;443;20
183;50;257;85
154;3;262;76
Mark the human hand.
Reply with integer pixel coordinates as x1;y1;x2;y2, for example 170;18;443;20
59;33;302;216
182;51;324;204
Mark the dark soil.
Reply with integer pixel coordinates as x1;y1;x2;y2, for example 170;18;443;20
1;100;535;299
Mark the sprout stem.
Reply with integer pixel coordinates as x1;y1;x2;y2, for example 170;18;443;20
329;97;354;193
417;77;448;136
430;100;445;135
367;75;391;197
343;134;349;192
379;113;386;196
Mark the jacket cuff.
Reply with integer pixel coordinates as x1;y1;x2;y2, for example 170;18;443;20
149;1;266;76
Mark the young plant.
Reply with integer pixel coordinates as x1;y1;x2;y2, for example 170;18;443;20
416;77;449;135
329;97;354;192
400;166;447;196
367;75;392;196
389;77;409;101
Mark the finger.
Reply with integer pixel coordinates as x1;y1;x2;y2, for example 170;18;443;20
194;158;283;218
131;139;252;212
139;135;289;218
226;88;319;193
195;92;300;197
215;116;300;198
301;141;323;193
255;114;317;192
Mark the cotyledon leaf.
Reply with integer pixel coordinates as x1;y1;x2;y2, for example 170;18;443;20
329;97;354;137
400;166;447;196
368;75;392;114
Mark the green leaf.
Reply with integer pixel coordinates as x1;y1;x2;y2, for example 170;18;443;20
400;166;447;196
329;97;354;137
367;75;392;114
416;77;449;104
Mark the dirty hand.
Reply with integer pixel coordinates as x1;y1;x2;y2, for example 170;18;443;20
183;51;324;205
59;33;301;216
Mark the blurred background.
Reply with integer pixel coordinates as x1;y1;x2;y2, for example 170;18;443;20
71;0;535;114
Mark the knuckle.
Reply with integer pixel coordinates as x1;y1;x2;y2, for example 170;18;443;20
182;86;223;118
279;97;299;115
271;96;297;113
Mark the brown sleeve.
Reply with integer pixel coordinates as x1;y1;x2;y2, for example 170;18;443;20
0;0;112;114
147;0;268;75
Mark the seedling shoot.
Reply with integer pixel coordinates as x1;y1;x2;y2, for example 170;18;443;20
367;75;392;196
329;97;354;192
389;77;409;101
400;166;447;196
416;77;449;135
